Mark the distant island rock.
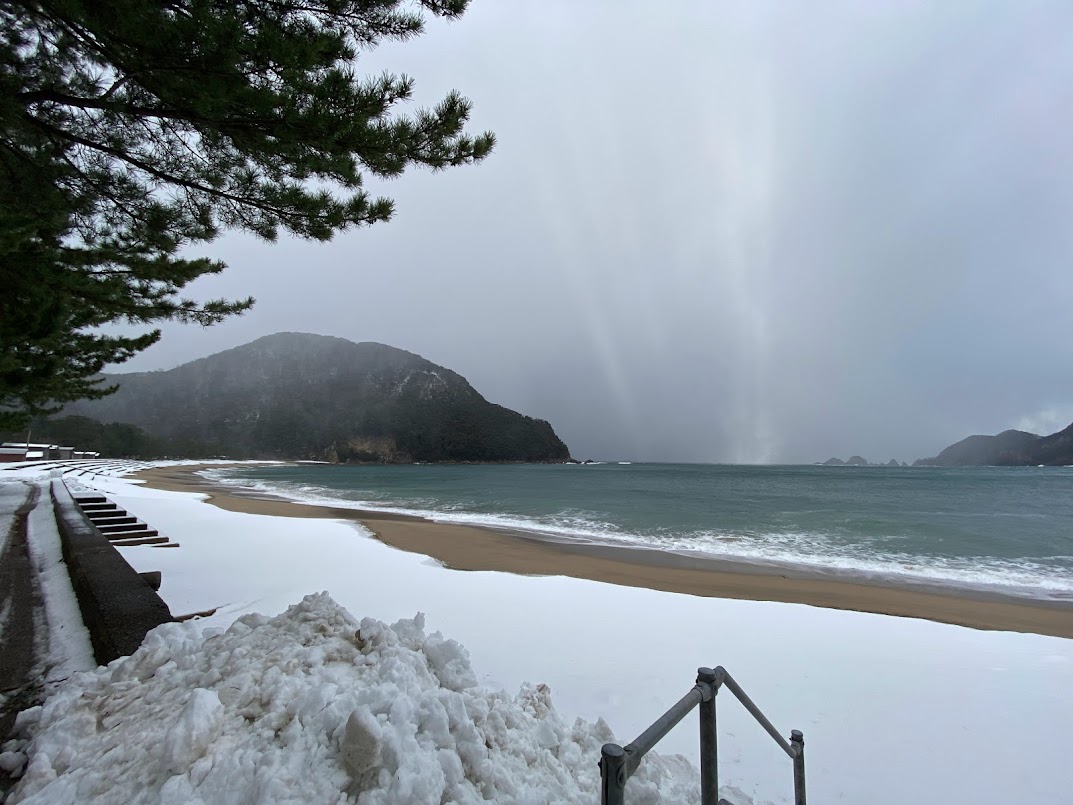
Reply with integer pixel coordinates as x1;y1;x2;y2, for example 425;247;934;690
819;456;908;467
62;332;571;463
914;422;1073;466
820;456;890;466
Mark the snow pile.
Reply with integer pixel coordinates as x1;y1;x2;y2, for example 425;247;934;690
6;593;699;804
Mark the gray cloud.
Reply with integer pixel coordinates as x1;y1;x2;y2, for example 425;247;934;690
109;0;1073;463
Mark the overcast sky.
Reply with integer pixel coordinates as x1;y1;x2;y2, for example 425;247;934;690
111;0;1073;464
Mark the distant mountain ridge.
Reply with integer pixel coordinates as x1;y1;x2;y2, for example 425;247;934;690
914;422;1073;466
64;333;570;463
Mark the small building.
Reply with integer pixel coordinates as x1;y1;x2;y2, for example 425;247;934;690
2;442;100;461
2;442;57;453
2;442;57;462
0;447;27;463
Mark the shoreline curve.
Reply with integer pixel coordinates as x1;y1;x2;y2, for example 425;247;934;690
131;463;1073;640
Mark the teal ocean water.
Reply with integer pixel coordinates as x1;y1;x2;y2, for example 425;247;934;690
205;463;1073;600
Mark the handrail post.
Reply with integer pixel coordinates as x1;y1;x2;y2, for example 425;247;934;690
697;667;719;805
600;743;627;805
791;730;806;805
600;667;803;805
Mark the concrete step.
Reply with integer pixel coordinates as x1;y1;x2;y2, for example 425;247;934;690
80;502;119;512
151;543;181;549
110;535;169;547
89;514;135;526
107;529;159;540
97;522;148;534
87;509;128;520
72;495;106;503
175;607;217;621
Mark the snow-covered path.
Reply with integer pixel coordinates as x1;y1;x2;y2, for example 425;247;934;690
0;483;32;563
0;482;36;703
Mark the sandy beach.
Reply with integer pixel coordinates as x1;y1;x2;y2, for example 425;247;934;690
134;464;1073;639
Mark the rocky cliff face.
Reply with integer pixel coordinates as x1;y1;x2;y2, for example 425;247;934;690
1034;422;1073;465
914;424;1073;466
65;333;571;463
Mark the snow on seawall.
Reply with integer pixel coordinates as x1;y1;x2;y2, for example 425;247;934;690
6;593;700;804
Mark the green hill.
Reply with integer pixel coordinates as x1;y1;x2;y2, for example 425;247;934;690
62;333;571;463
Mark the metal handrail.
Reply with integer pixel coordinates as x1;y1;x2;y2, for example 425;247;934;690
599;666;805;805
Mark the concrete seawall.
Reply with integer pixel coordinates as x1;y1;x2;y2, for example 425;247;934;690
50;479;173;665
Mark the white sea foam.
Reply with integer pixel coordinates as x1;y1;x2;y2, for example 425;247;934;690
199;470;1073;601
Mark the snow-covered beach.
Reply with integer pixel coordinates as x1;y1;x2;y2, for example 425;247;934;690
4;462;1073;803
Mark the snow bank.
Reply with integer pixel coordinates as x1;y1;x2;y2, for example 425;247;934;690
6;593;699;804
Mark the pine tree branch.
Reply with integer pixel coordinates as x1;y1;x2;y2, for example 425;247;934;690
26;114;342;229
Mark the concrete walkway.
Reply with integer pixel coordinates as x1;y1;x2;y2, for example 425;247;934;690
0;482;42;795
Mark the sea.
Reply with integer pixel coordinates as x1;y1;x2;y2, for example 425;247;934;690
202;462;1073;602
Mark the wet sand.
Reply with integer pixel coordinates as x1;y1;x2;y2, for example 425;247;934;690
134;464;1073;639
